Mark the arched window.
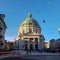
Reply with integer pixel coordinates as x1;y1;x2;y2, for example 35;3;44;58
0;27;3;32
29;28;32;33
35;38;38;44
36;29;38;33
21;29;24;34
23;30;24;34
29;22;32;25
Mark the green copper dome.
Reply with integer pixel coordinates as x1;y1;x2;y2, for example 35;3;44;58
20;13;39;27
18;13;41;34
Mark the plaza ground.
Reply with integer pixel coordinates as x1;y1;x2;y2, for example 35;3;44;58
0;53;60;60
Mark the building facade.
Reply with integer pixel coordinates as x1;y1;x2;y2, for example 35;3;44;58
0;14;7;49
14;13;45;51
48;38;60;52
6;41;14;50
50;38;60;48
44;42;50;49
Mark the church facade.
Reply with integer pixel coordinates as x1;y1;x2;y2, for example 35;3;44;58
0;14;7;49
14;13;45;51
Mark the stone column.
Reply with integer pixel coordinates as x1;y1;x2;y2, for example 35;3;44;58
38;38;40;43
38;38;40;50
28;38;30;50
33;38;35;50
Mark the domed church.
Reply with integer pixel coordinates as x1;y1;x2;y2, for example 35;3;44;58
14;13;45;51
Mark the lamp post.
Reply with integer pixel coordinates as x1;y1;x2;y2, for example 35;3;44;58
58;26;60;35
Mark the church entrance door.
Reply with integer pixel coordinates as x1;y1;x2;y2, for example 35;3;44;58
30;44;33;50
25;44;28;50
35;44;38;50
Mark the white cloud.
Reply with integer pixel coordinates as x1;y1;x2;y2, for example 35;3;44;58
5;35;15;42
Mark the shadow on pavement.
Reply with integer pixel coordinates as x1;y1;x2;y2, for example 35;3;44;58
1;57;33;60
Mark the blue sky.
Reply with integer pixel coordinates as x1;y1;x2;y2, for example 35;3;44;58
0;0;60;42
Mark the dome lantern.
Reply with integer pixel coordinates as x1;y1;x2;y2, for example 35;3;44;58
28;13;32;18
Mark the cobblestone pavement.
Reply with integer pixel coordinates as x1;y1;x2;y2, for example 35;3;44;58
0;53;60;60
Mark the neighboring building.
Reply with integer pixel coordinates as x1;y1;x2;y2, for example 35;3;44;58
55;38;60;48
7;41;14;50
49;38;60;52
44;42;50;49
50;38;60;48
0;14;7;49
14;13;45;51
50;39;55;49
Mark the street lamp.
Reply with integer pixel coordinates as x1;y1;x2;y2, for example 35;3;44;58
58;26;60;35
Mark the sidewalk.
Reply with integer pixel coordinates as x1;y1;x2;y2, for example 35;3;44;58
0;56;8;60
